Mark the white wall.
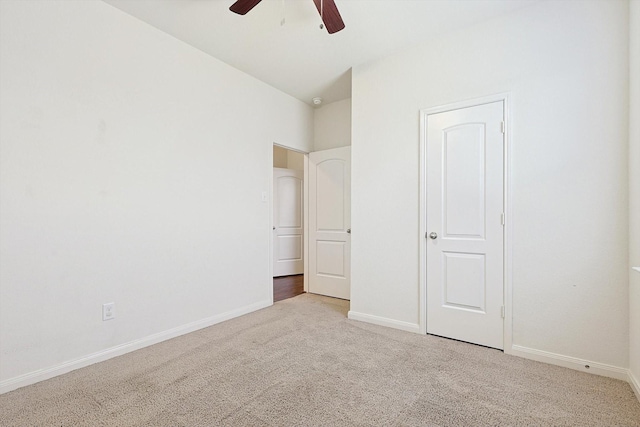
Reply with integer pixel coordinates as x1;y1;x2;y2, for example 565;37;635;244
351;0;629;369
629;0;640;397
0;0;313;391
313;98;351;151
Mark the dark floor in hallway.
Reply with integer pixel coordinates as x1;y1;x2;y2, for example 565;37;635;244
273;274;304;302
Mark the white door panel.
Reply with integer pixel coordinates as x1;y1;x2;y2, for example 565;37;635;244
316;160;346;230
426;101;504;349
309;147;351;300
443;252;486;311
273;168;303;277
278;235;302;260
443;124;486;238
316;240;346;277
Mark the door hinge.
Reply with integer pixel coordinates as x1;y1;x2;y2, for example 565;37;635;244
501;306;505;319
501;121;506;134
501;213;505;226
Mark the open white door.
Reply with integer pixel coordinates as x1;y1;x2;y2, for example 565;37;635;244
273;168;304;277
426;101;505;350
308;146;351;300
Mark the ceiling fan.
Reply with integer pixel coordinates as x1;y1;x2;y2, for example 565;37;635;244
229;0;345;34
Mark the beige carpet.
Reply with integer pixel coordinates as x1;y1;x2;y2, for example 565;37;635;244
1;294;639;426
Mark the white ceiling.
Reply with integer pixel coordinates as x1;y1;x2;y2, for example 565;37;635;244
103;0;537;106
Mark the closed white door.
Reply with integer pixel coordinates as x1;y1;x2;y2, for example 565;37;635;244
426;101;505;349
308;146;351;300
273;168;304;277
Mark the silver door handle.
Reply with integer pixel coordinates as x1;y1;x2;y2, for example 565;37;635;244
429;232;438;239
347;229;351;234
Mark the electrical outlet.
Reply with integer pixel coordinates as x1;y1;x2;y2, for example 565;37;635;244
102;302;115;321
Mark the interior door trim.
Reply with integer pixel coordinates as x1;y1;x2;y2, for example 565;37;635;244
418;92;513;354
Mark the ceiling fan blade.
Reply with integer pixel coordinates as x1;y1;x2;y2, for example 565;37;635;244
229;0;263;15
313;0;345;34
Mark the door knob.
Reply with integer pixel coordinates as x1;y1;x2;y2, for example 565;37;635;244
273;226;276;230
347;228;351;234
429;232;438;239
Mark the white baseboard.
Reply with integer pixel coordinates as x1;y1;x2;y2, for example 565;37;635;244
0;299;272;395
347;310;421;334
629;369;640;402
509;345;629;382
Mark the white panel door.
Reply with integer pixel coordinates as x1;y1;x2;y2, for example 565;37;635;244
426;101;504;349
273;168;304;277
309;146;351;300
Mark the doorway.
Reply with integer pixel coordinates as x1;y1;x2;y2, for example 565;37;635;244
272;145;306;302
271;144;352;303
420;95;511;350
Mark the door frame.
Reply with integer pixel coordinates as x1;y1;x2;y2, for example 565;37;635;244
418;93;513;353
269;144;310;305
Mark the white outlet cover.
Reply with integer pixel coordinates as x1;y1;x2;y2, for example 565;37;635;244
102;302;115;321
